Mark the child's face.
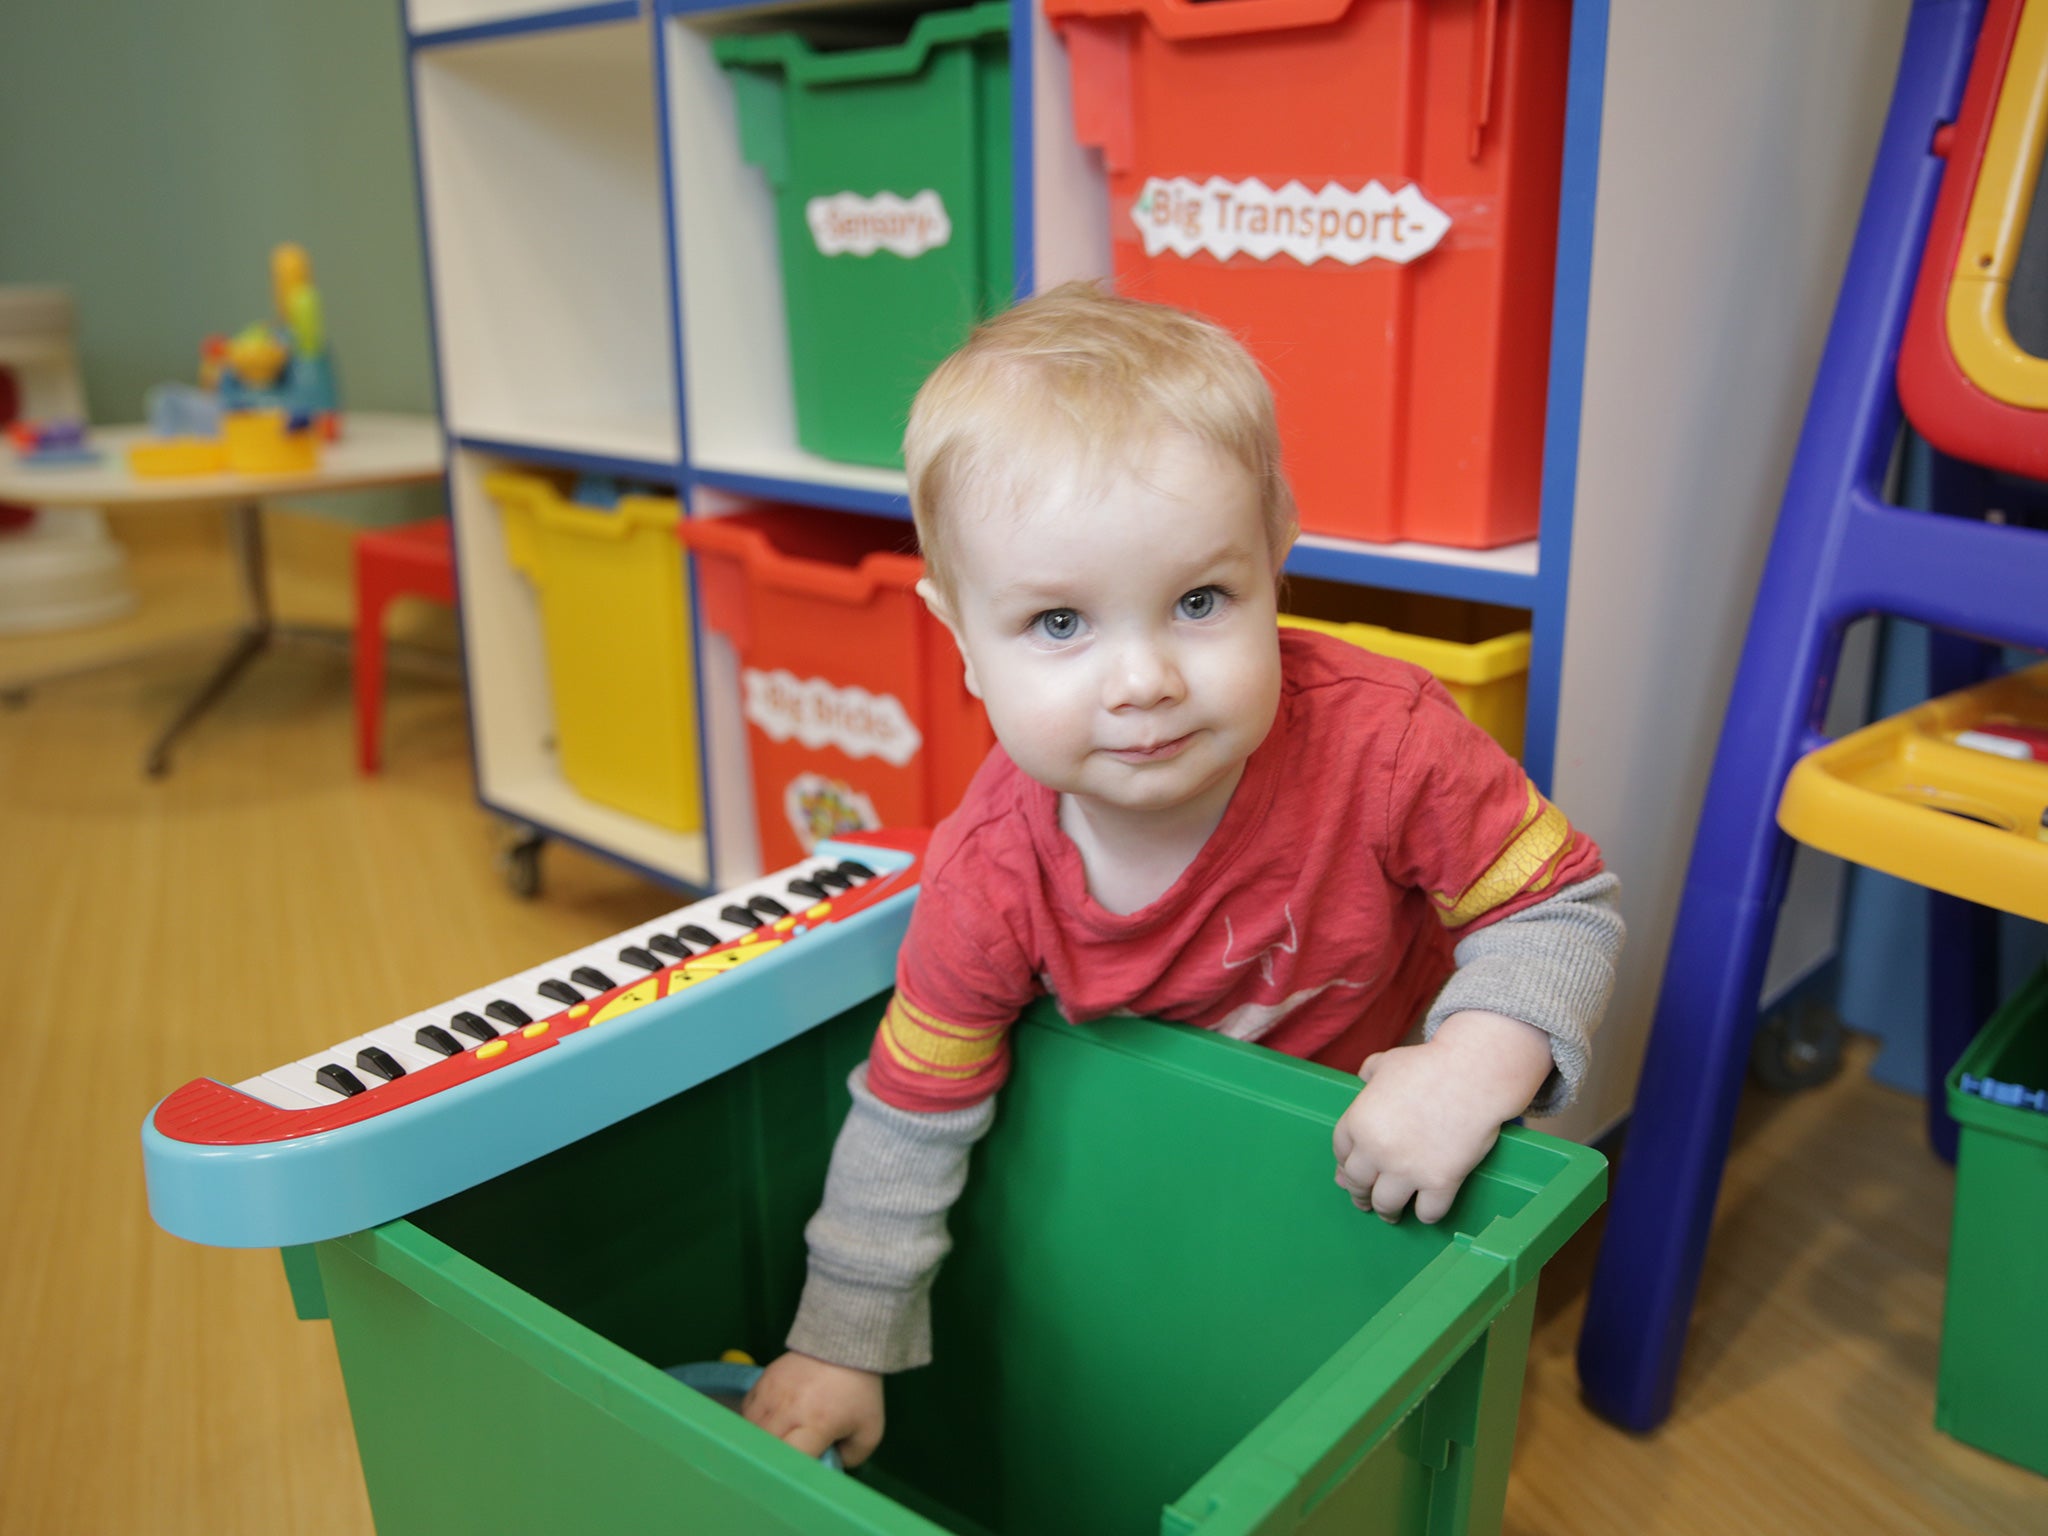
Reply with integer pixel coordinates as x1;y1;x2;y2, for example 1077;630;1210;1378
924;433;1286;824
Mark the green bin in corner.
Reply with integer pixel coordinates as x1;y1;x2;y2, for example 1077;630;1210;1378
1937;964;2048;1476
716;3;1014;469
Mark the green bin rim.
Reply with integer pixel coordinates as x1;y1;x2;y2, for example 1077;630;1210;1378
712;1;1011;86
1945;962;2048;1144
337;1010;1603;1536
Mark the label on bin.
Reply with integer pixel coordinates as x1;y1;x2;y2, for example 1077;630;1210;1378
1130;176;1450;268
744;667;924;766
806;190;952;259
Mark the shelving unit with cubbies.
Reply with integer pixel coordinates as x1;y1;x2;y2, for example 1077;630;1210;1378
400;0;1914;1145
403;0;1597;901
402;0;1598;897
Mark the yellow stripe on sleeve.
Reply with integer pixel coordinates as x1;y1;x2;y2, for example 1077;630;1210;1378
1432;782;1573;929
878;995;1006;1079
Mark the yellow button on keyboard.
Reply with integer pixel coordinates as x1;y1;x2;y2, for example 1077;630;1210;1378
523;1022;550;1038
477;1040;508;1060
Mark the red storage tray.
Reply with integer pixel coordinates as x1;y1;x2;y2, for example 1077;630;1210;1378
1047;0;1571;547
682;506;994;870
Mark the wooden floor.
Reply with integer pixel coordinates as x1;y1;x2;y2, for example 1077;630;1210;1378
1;510;2039;1534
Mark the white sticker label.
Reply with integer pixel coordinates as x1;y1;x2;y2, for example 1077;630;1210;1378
806;190;952;258
784;773;881;853
743;668;924;767
1130;176;1451;267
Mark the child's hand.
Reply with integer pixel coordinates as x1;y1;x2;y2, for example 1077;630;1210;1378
741;1350;886;1468
1331;1010;1556;1225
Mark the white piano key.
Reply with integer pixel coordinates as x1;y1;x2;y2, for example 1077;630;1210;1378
234;1074;327;1110
261;1059;356;1107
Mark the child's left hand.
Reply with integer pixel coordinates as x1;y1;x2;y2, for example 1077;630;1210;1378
1331;1010;1556;1225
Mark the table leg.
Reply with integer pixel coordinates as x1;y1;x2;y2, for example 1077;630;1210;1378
143;502;273;778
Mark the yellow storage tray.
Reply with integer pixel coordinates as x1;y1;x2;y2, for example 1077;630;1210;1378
1279;612;1532;758
489;471;703;835
1777;660;2048;922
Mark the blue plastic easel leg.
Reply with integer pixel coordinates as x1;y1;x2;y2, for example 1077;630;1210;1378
1575;0;1987;1433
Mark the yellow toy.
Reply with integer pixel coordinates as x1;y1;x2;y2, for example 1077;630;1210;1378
130;243;341;478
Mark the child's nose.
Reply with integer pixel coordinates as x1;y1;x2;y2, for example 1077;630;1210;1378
1103;636;1183;711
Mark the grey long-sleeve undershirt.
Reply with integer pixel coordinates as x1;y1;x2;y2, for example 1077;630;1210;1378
786;872;1623;1375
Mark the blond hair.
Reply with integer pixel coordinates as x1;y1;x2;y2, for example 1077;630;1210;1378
905;281;1296;601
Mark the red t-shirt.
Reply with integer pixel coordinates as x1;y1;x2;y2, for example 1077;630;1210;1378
867;628;1604;1113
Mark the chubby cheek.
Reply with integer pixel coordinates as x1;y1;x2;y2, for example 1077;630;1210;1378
976;662;1093;767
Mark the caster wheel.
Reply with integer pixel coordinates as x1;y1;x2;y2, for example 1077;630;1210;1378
498;831;545;899
1751;998;1845;1093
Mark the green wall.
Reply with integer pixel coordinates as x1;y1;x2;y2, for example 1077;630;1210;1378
0;0;440;524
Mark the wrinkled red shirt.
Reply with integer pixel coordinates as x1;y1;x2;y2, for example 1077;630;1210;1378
868;629;1604;1112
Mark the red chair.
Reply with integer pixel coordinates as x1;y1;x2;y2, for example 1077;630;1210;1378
354;518;457;774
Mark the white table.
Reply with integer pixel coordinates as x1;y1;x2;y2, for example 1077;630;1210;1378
0;412;446;774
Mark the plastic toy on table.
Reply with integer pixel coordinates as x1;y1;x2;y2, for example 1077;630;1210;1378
4;417;99;467
128;243;342;479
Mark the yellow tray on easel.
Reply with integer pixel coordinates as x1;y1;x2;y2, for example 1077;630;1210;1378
1778;660;2048;922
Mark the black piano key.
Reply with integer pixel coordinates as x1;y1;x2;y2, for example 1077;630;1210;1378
814;867;852;891
647;933;691;961
415;1024;463;1056
449;1011;498;1043
315;1063;368;1098
355;1046;406;1082
570;965;617;993
536;978;583;1007
719;905;764;930
485;999;534;1029
786;878;827;901
747;894;791;919
618;946;663;972
677;924;721;948
835;859;876;881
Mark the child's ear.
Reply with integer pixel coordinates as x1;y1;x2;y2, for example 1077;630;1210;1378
916;576;981;699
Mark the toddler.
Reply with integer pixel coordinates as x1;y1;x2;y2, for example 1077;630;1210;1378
741;283;1622;1467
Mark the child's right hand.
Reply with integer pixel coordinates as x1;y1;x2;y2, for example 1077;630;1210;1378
741;1350;886;1468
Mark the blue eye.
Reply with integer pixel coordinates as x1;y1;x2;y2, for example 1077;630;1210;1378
1034;608;1081;641
1178;586;1228;620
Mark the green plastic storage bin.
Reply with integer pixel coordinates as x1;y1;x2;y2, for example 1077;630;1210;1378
716;4;1014;468
1937;963;2048;1475
310;997;1603;1535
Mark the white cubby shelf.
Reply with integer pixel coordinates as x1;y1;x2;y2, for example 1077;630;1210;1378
412;19;682;468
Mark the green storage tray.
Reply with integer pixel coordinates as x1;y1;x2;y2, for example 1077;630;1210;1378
313;996;1604;1535
1937;963;2048;1475
716;4;1014;469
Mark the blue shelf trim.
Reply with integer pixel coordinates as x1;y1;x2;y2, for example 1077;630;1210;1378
410;1;642;51
649;1;723;883
1011;0;1035;299
454;435;684;485
690;467;912;520
1284;542;1539;608
1521;0;1611;794
394;0;486;812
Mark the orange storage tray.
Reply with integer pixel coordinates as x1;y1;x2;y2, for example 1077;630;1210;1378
682;506;994;871
1046;0;1571;548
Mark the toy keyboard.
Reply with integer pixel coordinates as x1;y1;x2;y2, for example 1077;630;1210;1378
142;836;923;1250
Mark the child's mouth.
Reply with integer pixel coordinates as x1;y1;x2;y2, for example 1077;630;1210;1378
1107;734;1192;763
